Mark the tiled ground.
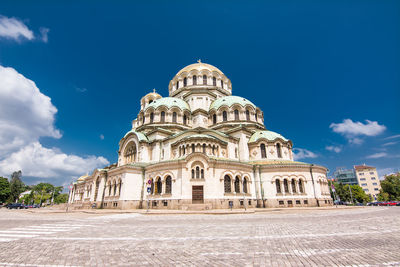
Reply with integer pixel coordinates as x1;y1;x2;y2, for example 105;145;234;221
0;207;399;266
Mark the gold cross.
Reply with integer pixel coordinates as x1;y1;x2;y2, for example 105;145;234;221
153;88;156;93
197;59;202;63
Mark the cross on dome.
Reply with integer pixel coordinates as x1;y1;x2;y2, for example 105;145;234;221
197;59;202;63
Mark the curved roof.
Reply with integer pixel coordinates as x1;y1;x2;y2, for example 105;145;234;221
175;62;224;76
248;130;288;143
77;174;89;182
145;97;190;111
123;130;149;142
209;96;256;111
142;91;161;100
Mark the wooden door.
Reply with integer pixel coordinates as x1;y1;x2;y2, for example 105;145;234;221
192;186;204;204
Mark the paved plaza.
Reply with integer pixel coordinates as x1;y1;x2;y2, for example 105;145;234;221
0;207;399;266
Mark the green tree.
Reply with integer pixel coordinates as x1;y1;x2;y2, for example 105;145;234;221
331;182;371;203
8;171;25;202
378;173;400;200
54;193;68;204
0;177;11;203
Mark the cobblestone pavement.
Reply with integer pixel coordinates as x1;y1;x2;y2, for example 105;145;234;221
0;207;399;266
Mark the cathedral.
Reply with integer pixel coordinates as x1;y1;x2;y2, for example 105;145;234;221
69;61;333;209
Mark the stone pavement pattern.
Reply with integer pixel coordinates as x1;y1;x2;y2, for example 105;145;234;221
0;207;399;266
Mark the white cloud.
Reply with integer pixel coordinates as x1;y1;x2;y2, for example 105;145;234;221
100;134;104;140
0;15;34;41
330;119;386;144
325;145;342;153
383;141;398;147
377;168;399;180
366;152;387;159
75;86;87;93
0;64;108;184
384;134;400;140
293;148;317;160
39;27;49;43
0;142;109;179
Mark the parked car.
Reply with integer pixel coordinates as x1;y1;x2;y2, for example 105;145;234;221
387;201;398;206
396;202;400;206
6;203;25;209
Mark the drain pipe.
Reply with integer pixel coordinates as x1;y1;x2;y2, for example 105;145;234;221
139;167;146;209
310;164;319;207
259;166;265;208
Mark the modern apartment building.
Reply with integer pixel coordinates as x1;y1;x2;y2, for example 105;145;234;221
354;164;381;200
333;167;358;185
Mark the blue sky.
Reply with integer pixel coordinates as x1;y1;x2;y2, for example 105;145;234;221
0;1;399;187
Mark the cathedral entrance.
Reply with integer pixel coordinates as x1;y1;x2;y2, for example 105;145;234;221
192;186;204;204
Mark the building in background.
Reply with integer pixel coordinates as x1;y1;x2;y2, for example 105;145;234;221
354;164;381;200
333;167;358;185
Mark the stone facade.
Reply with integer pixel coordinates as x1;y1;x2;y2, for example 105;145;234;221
69;61;333;209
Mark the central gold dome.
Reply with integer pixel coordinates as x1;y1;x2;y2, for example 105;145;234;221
175;61;225;76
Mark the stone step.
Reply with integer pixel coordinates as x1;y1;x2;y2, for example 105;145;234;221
181;203;212;211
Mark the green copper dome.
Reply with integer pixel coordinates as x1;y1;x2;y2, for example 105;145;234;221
123;130;149;142
209;96;256;111
248;130;288;143
145;97;190;111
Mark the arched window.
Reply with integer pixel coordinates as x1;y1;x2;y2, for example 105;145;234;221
213;77;216;86
276;143;282;158
212;146;215;155
183;146;186;155
299;180;304;193
183;77;187;87
246;110;250;121
142;115;145;124
255;113;258;121
193;75;197;85
234;110;239;121
202;144;206;153
113;181;117;196
213;114;217;124
234;176;240;193
223;111;227;121
291;179;296;193
221;80;224;88
284;179;289;193
191;169;195;179
160;111;165;123
150;113;154;123
94;178;100;201
176;81;179;89
276;179;281;193
224;175;231;193
172;112;177;123
155;178;162;194
183;114;187;125
243;178;248;193
196;166;200;179
201;169;204;179
150;179;154;194
118;180;122;195
260;144;266;158
165;176;172;194
192;144;195;153
124;142;137;163
203;75;207;85
108;182;112;196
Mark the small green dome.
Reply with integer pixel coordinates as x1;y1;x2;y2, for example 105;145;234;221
145;97;190;111
123;130;148;142
209;96;256;111
248;130;288;143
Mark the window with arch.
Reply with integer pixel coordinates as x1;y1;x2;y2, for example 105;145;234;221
150;179;154;194
113;181;117;195
160;111;165;123
165;176;172;194
192;144;195;153
223;111;227;121
202;144;206;153
183;114;187;125
213;77;216;86
284;179;289;193
124;142;137;163
221;80;224;88
201;169;204;179
176;81;179;89
243;178;248;193
299;180;304;193
234;176;240;193
172;112;177;123
246;110;250;121
183;146;186;155
234;109;239;121
94;178;100;201
203;75;207;85
275;179;281;193
183;77;187;87
212;145;215;155
213;114;217;124
142;115;145;124
150;112;154;123
276;143;282;158
191;169;195;179
108;182;112;196
255;113;258;121
155;178;162;194
196;166;200;178
118;180;122;195
291;179;296;193
260;144;266;158
224;175;231;193
193;75;197;85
